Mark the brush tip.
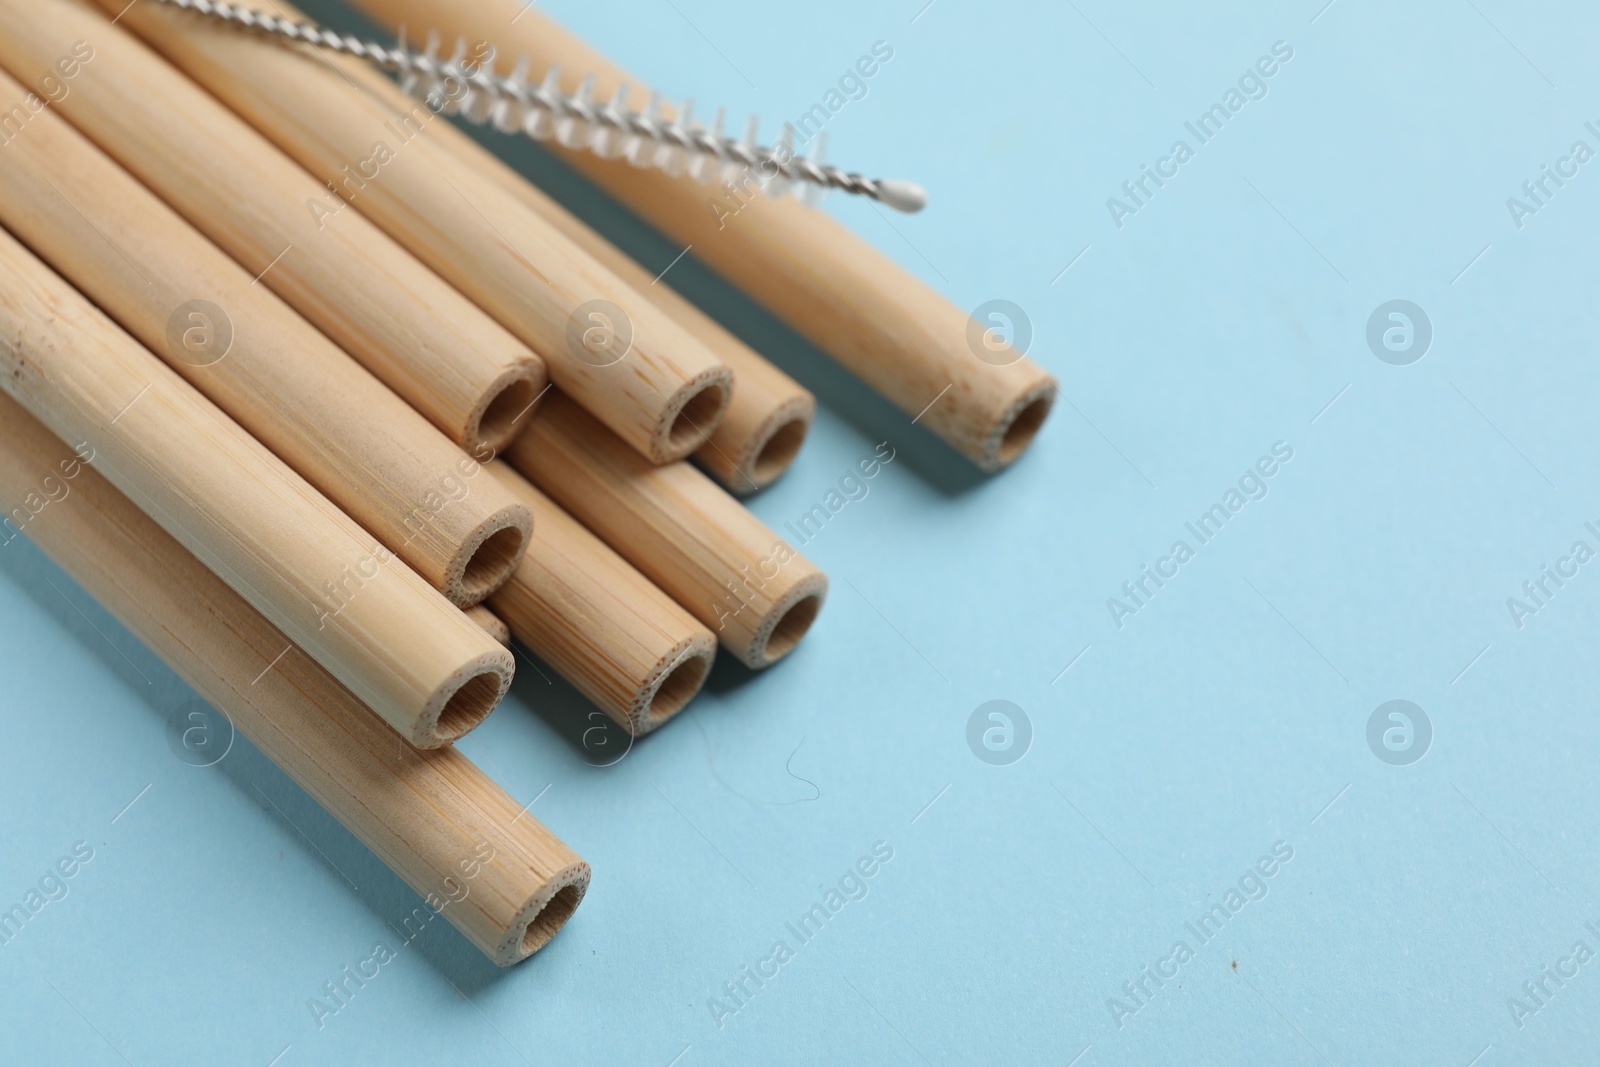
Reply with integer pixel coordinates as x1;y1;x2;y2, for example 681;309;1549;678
875;179;927;213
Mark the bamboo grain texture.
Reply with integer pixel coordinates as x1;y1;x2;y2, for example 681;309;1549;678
0;392;587;965
466;604;511;647
486;462;716;734
0;72;530;607
509;392;826;670
0;227;512;748
116;0;738;465
349;0;1058;471
0;0;545;455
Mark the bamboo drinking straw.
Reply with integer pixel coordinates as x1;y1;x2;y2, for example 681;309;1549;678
0;75;530;607
0;0;543;457
484;150;814;493
108;0;813;490
111;0;735;465
0;227;512;748
466;605;512;647
482;152;814;493
0;394;587;965
346;0;1058;471
486;462;716;733
509;393;826;670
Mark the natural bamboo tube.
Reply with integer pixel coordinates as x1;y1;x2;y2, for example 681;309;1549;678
0;71;529;607
0;227;511;748
466;605;511;647
0;394;587;965
347;0;1057;471
111;0;735;465
485;462;716;733
115;4;812;491
0;0;543;456
509;393;825;669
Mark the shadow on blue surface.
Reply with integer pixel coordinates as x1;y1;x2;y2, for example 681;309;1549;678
0;536;527;993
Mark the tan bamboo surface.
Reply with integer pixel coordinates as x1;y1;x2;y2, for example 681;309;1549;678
0;74;530;607
466;604;512;647
509;393;825;670
347;0;1057;472
111;0;736;466
486;462;716;734
0;227;512;748
118;3;813;491
0;0;544;457
0;393;587;965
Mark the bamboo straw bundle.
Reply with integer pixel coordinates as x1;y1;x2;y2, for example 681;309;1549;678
102;0;816;492
0;0;1048;973
0;393;587;964
0;0;545;457
346;0;1058;471
105;0;737;465
0;69;530;607
486;462;716;734
1;0;819;724
509;393;827;670
0;226;512;748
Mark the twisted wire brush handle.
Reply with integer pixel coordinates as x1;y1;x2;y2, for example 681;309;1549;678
144;0;928;212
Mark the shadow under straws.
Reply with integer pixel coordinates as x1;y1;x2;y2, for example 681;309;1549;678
504;640;649;768
0;534;182;715
701;648;761;697
215;731;512;989
300;0;991;498
0;536;518;992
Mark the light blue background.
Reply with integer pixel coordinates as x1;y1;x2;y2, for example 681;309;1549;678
3;0;1598;1062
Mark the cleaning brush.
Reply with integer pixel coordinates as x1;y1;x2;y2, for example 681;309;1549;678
143;0;929;212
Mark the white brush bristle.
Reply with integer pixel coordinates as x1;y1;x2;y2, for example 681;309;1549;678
142;0;926;211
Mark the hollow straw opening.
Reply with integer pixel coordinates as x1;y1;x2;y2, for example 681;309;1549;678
460;524;527;604
761;593;822;662
520;882;583;955
476;377;539;453
647;653;711;723
750;416;809;486
666;382;728;452
996;394;1053;468
432;669;503;743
